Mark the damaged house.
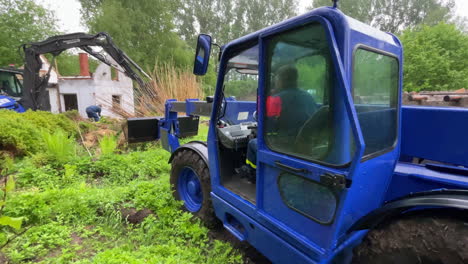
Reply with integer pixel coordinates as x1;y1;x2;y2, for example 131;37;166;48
42;53;135;119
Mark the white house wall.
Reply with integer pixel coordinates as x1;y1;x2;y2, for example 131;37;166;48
47;87;60;114
57;63;135;119
93;63;135;118
58;78;96;117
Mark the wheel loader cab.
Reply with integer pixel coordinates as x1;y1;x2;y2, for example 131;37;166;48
170;5;465;264
206;8;402;263
188;7;403;263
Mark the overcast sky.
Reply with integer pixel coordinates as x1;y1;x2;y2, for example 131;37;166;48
37;0;468;33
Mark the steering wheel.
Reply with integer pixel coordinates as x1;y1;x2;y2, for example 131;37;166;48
294;106;331;160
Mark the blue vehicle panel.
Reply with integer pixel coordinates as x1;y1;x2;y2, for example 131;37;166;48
400;106;468;167
0;95;25;113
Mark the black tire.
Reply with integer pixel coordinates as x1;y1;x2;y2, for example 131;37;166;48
170;149;219;228
352;213;468;264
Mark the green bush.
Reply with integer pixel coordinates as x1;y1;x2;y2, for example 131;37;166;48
0;110;77;156
0;110;44;155
400;23;468;91
19;111;77;136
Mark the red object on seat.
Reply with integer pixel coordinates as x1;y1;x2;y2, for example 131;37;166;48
266;96;282;117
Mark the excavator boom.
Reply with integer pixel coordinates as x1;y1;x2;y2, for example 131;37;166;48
21;32;150;110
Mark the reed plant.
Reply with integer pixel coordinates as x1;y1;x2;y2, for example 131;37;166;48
100;63;203;117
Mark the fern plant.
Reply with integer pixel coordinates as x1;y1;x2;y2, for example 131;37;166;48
41;130;76;163
99;135;117;155
0;156;22;232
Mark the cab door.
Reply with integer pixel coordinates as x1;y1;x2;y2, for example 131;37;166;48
255;17;363;259
255;14;402;261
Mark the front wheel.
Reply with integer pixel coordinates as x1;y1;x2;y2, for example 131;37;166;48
352;213;468;264
170;149;219;228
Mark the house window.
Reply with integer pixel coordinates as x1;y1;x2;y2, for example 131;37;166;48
63;94;78;111
111;67;119;81
112;95;121;108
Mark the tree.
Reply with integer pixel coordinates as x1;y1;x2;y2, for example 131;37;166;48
53;52;100;76
400;23;468;91
242;0;298;34
309;0;455;33
176;0;298;93
80;0;192;70
177;0;298;46
79;0;104;24
0;0;58;66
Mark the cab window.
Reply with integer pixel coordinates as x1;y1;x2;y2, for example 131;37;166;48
353;48;399;156
264;23;352;165
0;71;23;97
223;45;259;101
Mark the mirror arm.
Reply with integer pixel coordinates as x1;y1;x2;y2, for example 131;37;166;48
212;43;222;61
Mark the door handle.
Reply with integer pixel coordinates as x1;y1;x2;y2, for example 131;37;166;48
274;161;308;174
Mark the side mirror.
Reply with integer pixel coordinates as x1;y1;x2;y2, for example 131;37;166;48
193;34;212;76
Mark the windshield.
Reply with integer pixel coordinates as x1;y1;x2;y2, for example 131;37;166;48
0;71;23;97
224;45;259;101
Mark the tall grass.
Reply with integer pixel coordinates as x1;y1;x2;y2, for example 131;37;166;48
99;135;118;155
41;130;76;163
101;63;204;117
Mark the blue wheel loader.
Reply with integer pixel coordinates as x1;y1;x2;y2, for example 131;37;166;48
0;68;25;112
127;4;468;264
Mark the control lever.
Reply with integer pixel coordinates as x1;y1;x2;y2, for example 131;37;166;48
217;120;227;128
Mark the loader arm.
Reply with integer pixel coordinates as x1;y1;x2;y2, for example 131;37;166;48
21;32;150;110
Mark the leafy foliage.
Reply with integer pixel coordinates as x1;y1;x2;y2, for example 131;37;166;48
82;0;193;70
0;111;236;263
400;23;468;91
0;0;58;66
55;52;100;76
0;157;24;242
177;0;298;46
41;130;77;164
0;110;77;156
310;0;455;33
99;135;117;155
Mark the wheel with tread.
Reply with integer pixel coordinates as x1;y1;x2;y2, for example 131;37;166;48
170;149;219;228
352;213;468;264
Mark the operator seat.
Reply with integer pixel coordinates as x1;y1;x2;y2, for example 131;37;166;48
294;106;331;160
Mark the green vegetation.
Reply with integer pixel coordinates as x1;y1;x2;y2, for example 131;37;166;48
0;110;77;156
82;0;193;69
41;130;77;164
0;111;242;263
400;23;468;91
2;0;465;94
55;53;100;76
99;135;117;155
310;0;456;33
0;0;58;66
